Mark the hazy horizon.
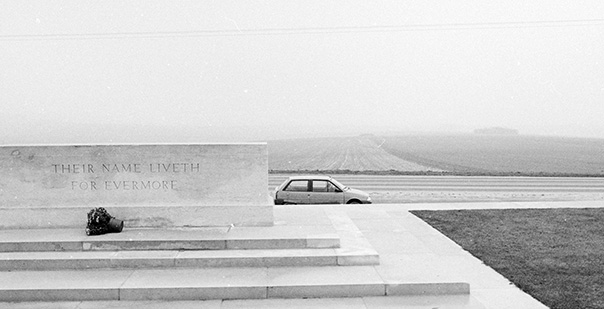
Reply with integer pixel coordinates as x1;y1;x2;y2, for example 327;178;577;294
2;1;603;144
2;121;603;146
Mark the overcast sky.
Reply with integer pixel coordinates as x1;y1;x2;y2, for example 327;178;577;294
1;1;603;143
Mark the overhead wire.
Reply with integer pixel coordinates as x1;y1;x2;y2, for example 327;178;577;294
1;18;603;41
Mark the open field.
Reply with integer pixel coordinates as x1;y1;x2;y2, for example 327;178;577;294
268;134;604;176
381;134;604;175
412;208;604;309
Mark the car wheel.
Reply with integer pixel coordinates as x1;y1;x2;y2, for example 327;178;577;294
347;200;361;204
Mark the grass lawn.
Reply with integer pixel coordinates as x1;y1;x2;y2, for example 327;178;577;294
411;208;604;309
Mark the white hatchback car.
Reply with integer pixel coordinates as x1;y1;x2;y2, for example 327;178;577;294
273;175;372;205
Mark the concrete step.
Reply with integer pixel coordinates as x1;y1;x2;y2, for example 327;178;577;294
0;226;339;252
0;247;379;270
0;267;470;302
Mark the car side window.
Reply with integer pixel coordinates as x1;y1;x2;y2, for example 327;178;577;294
312;180;328;192
284;180;308;192
312;180;338;192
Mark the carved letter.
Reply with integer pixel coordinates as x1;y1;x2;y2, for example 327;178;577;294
191;163;200;172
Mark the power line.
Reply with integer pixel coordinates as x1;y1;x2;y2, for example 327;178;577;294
1;18;603;41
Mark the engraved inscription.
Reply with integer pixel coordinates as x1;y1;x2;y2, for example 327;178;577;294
53;163;199;191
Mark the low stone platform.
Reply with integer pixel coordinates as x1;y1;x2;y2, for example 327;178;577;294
0;205;474;303
3;201;576;308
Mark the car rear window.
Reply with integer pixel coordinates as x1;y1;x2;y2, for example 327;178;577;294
284;180;308;192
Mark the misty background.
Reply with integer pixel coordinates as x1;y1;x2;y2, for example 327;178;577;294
1;1;603;144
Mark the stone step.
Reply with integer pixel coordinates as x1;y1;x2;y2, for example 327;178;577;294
0;267;470;302
0;226;339;252
0;247;379;270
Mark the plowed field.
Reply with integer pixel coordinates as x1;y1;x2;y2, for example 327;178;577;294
268;136;439;172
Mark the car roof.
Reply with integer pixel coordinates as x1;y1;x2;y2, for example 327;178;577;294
287;175;333;181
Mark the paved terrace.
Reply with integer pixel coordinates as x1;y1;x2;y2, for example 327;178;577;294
3;200;603;309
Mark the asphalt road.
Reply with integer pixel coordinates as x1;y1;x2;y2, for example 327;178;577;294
268;175;604;203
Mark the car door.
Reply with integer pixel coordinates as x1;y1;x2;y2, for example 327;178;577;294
309;180;344;204
280;180;311;204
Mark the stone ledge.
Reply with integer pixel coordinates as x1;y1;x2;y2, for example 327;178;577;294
0;268;469;302
0;226;339;252
0;249;351;270
0;204;274;229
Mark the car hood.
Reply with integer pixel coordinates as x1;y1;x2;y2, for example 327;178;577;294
346;188;369;197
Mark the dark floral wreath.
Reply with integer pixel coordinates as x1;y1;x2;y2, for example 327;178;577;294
86;207;114;236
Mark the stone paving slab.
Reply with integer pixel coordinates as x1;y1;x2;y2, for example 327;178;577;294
266;266;386;298
120;268;269;300
272;207;334;226
0;269;133;302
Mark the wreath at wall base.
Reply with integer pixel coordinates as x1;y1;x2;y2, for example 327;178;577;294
86;207;124;236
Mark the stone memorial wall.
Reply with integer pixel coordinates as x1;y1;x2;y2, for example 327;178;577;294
0;143;273;228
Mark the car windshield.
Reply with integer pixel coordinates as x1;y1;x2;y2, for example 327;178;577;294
330;178;349;191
